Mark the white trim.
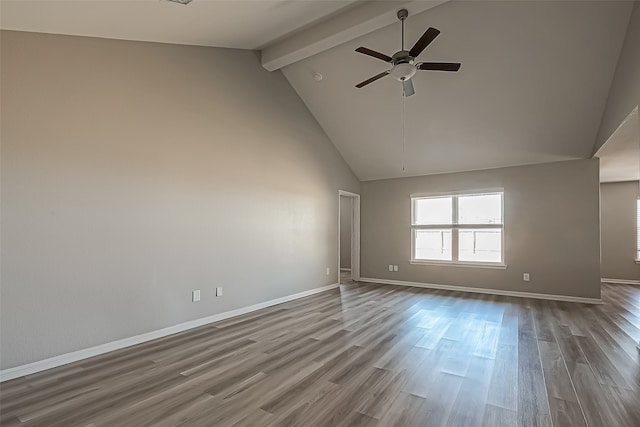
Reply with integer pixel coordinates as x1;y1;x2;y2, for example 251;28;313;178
338;190;360;198
409;260;507;269
338;190;360;282
410;187;505;198
0;283;340;383
361;277;602;304
601;278;640;286
413;224;504;230
340;268;352;272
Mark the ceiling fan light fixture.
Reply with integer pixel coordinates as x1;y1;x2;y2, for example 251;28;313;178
390;62;416;81
166;0;194;5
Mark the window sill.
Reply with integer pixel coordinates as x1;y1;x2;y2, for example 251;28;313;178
409;260;508;269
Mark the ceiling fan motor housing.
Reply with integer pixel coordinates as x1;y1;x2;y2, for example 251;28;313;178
390;50;416;81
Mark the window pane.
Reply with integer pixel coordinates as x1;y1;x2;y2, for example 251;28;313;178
458;193;502;224
458;229;502;263
415;229;452;261
414;197;453;225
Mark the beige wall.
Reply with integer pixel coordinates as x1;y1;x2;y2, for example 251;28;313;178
340;196;352;269
600;181;640;281
595;0;640;152
0;31;359;370
361;159;601;299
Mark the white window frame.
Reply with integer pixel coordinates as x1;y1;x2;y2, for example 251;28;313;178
410;189;506;268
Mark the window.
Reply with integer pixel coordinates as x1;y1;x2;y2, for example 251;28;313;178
411;191;504;266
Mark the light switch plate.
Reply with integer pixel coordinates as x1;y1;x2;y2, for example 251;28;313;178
192;290;201;302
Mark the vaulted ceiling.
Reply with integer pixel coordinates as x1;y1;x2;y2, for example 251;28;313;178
282;1;634;180
1;0;635;181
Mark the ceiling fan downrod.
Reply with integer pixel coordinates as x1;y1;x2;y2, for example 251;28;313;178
398;9;408;51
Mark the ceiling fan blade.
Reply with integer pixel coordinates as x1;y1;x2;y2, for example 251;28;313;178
417;62;461;72
355;71;390;88
402;79;415;97
355;47;392;63
409;27;440;58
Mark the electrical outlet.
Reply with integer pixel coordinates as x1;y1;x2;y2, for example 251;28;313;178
393;265;398;272
523;273;530;282
216;287;223;297
326;267;331;276
192;290;201;302
388;265;393;272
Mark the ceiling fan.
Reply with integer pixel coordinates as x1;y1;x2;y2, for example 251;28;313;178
355;9;461;97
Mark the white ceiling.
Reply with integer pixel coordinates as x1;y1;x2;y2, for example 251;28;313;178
283;1;634;180
1;0;636;182
595;108;640;183
0;0;358;50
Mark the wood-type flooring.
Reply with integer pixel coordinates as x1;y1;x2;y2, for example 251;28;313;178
1;282;639;427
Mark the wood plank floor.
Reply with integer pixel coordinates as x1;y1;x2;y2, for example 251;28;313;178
1;282;639;427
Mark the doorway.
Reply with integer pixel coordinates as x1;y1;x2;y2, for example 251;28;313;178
594;106;640;285
338;190;360;284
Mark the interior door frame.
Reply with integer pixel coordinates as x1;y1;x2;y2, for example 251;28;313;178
338;190;361;283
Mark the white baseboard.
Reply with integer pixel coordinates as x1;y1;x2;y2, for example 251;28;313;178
0;283;340;383
601;278;640;286
360;277;602;305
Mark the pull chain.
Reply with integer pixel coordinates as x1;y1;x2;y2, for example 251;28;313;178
402;94;406;172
